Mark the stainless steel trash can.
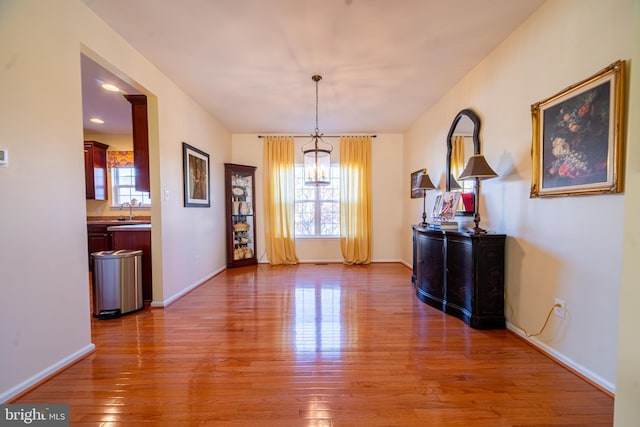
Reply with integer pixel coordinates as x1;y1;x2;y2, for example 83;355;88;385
92;249;143;319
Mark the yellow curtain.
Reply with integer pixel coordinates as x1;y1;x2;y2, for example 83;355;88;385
451;136;465;179
340;136;371;265
107;151;134;168
451;136;466;210
263;136;298;265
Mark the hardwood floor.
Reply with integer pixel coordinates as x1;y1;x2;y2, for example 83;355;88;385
14;263;613;426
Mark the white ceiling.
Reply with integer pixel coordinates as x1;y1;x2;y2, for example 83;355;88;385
81;54;140;135
81;0;544;135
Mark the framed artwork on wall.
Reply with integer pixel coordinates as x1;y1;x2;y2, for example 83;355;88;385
410;168;426;199
182;142;210;207
530;60;626;198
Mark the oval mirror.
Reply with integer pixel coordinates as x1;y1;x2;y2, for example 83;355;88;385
445;109;481;216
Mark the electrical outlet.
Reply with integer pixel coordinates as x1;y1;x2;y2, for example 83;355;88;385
0;147;8;166
554;298;566;319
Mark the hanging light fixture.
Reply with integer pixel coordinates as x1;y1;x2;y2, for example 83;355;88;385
303;75;332;186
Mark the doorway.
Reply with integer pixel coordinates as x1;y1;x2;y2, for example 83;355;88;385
80;52;154;316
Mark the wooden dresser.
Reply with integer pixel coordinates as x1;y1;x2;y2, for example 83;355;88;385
412;225;506;329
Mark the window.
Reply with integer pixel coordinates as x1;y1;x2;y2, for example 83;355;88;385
111;168;151;206
294;164;339;237
460;180;474;193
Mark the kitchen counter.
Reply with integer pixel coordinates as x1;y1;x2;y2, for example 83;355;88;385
88;219;150;226
107;223;152;231
87;215;150;225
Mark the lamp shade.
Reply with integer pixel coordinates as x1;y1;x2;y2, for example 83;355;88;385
416;174;436;190
458;154;498;181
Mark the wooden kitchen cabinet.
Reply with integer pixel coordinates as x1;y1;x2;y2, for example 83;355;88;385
124;94;150;193
87;224;111;270
110;225;152;302
84;141;109;200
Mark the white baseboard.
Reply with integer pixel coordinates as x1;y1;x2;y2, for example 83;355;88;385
1;343;96;403
150;265;226;308
266;259;404;264
300;259;345;264
507;322;615;394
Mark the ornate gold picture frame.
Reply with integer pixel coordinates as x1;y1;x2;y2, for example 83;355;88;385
530;60;626;198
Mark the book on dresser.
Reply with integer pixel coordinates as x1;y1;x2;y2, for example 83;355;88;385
429;221;459;231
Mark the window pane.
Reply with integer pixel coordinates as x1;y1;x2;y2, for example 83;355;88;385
294;164;339;237
295;201;315;236
111;168;151;206
319;185;339;201
320;202;339;236
296;186;316;201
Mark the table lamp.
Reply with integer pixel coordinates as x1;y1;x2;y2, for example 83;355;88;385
458;154;498;233
416;173;436;227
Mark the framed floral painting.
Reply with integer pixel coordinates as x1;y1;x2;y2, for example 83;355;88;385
530;60;626;197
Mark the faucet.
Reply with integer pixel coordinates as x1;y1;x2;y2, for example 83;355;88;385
120;202;134;220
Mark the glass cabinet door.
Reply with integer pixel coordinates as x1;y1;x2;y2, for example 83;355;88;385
225;164;257;267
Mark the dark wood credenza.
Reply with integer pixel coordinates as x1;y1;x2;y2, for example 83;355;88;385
412;225;506;329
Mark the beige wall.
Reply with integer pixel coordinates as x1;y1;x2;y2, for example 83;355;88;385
232;134;404;263
0;0;231;400
614;1;640;424
403;0;634;393
2;0;638;419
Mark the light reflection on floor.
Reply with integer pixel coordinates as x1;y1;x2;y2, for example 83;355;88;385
294;284;342;358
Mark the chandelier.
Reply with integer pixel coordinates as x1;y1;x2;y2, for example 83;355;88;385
302;75;333;186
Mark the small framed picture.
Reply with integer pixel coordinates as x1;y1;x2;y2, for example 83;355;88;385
182;142;210;207
411;168;427;198
530;60;626;197
431;193;443;220
438;192;461;221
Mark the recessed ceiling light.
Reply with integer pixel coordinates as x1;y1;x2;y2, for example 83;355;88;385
90;117;104;124
101;83;120;92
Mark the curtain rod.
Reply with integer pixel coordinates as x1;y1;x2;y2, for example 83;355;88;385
257;134;377;139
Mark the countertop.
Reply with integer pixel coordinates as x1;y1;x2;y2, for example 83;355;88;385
87;216;150;226
107;223;152;231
